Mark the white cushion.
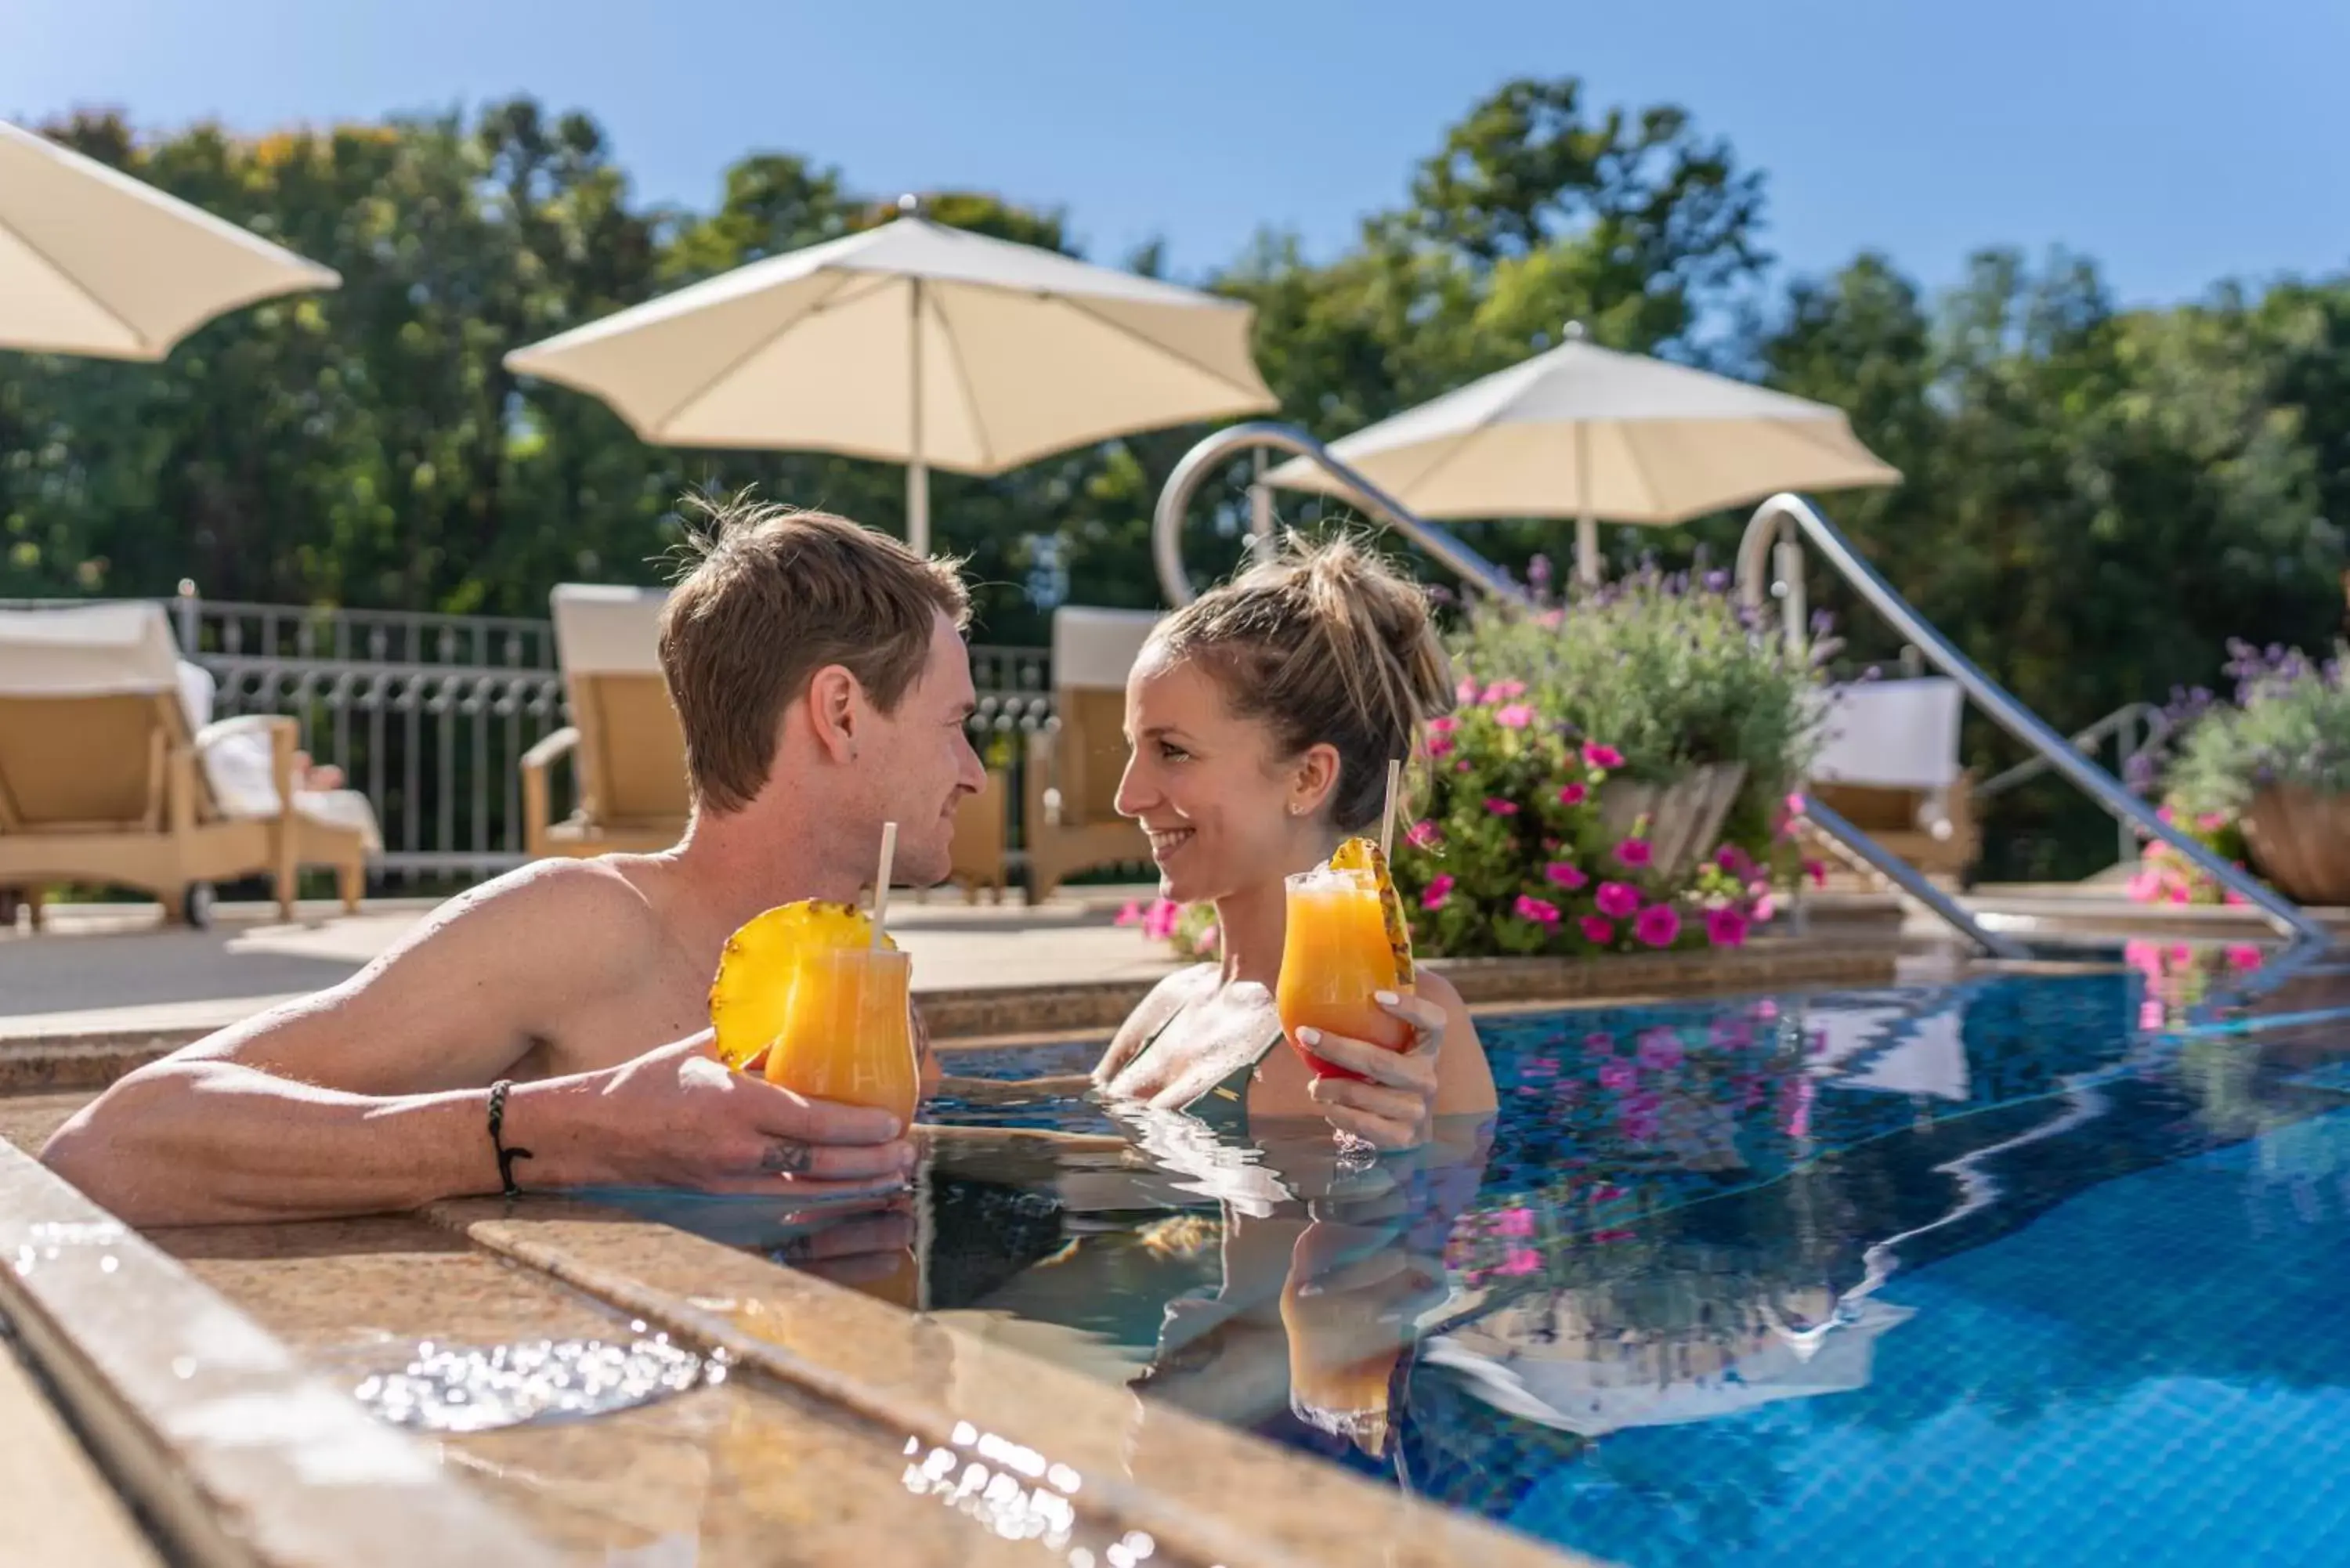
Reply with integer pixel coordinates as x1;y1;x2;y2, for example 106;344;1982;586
551;583;668;675
0;602;180;697
1050;606;1160;692
1810;677;1964;790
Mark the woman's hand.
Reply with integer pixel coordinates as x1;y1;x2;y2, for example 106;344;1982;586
1295;989;1448;1151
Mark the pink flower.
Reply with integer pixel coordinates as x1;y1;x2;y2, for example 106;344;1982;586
1598;1060;1636;1091
1787;792;1809;816
1426;716;1457;735
1582;1031;1616;1057
1483;680;1527;703
1636;1028;1684;1071
1485;797;1520;816
2157;803;2177;824
2197;811;2230;833
1513;894;1562;927
1144;901;1181;941
1545;862;1589;890
1497;1246;1542;1276
1427;734;1455;758
1194;923;1220;954
1705;907;1750;948
1455;677;1482;704
1580;916;1615;945
1582;742;1625;770
1803;858;1827;887
1716;844;1753;876
1595;881;1641;919
2125;868;2161;904
1455;759;1473;772
2226;945;2264;971
1556;782;1588;807
1633;903;1681;948
1493;703;1535;730
1421;873;1455;911
1493;1209;1536;1238
1114;900;1145;928
1406;818;1443;851
1614;837;1654;869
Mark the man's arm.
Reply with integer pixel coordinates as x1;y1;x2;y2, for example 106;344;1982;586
42;864;910;1225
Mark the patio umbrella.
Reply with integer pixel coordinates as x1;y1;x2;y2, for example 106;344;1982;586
504;202;1277;554
1265;324;1898;583
0;119;340;360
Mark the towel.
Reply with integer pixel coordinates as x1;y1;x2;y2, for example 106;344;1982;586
195;715;384;854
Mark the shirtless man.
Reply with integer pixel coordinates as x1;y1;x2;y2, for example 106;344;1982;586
42;502;986;1227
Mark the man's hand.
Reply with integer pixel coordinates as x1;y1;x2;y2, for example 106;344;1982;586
525;1032;916;1200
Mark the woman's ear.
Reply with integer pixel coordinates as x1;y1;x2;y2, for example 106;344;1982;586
1289;742;1343;818
804;664;863;764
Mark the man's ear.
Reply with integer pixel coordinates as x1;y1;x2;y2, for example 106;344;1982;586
804;664;863;764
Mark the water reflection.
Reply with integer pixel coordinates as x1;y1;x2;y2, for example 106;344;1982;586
613;969;2350;1564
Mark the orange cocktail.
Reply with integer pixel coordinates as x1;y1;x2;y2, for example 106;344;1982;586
762;947;920;1126
1276;867;1414;1079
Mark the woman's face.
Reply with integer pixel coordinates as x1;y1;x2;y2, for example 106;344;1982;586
1115;649;1334;905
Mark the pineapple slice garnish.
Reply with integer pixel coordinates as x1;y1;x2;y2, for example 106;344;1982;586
1328;836;1415;988
707;900;898;1070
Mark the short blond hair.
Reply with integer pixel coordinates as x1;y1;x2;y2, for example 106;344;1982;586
659;499;969;812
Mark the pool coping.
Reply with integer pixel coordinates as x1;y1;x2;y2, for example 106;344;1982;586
425;1194;1608;1568
0;1141;566;1568
0;936;1903;1090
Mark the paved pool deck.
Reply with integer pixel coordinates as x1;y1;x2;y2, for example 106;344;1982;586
0;887;1184;1043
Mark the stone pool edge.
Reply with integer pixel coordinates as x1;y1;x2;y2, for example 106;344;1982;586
0;1142;564;1568
2;937;1901;1089
425;1194;1609;1568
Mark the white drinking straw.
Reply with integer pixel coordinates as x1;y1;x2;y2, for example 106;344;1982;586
870;822;898;948
1379;758;1403;860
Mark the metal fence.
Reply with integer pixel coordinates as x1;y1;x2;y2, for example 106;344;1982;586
7;590;1058;887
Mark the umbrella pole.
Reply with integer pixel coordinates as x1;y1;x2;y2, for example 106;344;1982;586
907;279;931;555
1574;421;1600;586
907;460;930;557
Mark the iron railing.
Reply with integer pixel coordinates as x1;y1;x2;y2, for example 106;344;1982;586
5;591;1058;886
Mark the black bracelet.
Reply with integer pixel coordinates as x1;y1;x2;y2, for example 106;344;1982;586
486;1079;535;1199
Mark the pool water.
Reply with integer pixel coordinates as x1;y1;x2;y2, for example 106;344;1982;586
643;972;2350;1567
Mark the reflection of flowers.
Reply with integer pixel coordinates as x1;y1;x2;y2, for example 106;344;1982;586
2128;938;2265;1030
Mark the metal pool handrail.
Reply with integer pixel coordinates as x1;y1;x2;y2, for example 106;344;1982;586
1152;425;2023;956
1151;421;1528;608
1736;491;2329;948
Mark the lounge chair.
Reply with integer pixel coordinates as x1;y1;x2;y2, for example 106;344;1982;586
524;585;692;859
1022;607;1155;902
1805;677;1981;883
0;602;375;927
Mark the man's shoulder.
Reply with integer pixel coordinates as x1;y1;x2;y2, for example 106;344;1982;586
404;854;667;963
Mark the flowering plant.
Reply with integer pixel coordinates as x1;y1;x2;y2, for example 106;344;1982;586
1395;678;1787;958
1114;896;1222;962
2124;640;2350;905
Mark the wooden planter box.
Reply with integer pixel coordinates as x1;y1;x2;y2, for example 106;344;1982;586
1596;763;1748;882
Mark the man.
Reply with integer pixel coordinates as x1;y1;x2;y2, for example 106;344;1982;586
42;501;987;1226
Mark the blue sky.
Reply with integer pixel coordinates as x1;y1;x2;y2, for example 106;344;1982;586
8;0;2346;309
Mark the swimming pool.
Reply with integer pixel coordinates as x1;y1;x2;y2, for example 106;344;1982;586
645;970;2350;1566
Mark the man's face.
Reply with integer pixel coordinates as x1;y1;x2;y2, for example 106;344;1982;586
860;609;986;886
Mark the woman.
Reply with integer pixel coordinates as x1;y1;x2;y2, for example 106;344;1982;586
1097;532;1497;1149
943;534;1497;1154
